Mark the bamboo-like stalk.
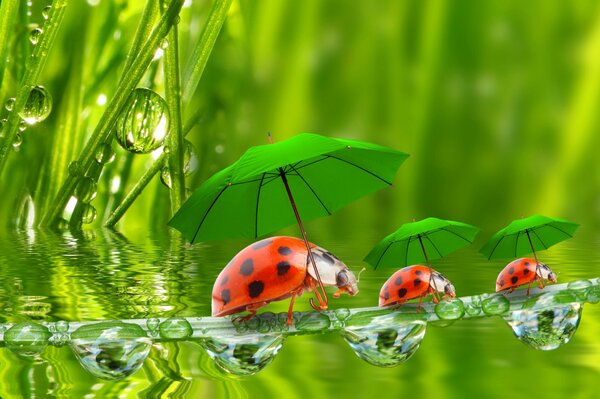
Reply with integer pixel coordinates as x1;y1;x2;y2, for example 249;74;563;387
0;0;20;95
41;0;184;227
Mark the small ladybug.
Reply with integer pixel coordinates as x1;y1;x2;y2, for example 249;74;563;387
379;265;455;312
496;257;557;295
212;236;359;325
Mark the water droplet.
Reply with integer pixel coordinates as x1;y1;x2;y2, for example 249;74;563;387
505;291;582;351
294;312;331;331
5;98;15;111
55;320;69;333
160;140;199;188
42;5;52;19
68;161;81;176
201;334;284;376
481;294;510;315
114;88;169;154
146;318;160;333
335;308;351;321
19;86;52;125
159;39;169;49
5;322;51;358
585;285;600;304
342;316;426;367
567;280;592;300
158;317;192;339
160;165;171;188
95;142;115;164
12;133;23;148
18;120;27;131
434;298;465;320
80;204;97;224
0;118;7;135
70;322;151;381
465;296;482;316
29;28;42;45
75;177;97;203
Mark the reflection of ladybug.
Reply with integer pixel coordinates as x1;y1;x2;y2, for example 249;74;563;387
496;258;557;295
379;265;455;312
212;236;359;325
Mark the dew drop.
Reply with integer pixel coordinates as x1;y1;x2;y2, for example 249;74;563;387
18;120;27;131
75;177;97;203
201;334;284;376
146;318;160;333
12;133;23;148
19;86;52;125
294;312;331;331
342;316;426;367
55;320;69;333
80;204;97;224
68;161;81;176
5;322;51;358
567;280;592;300
158;317;192;339
42;5;52;19
29;28;43;45
481;294;510;315
5;97;15;111
0;118;7;135
159;39;169;49
114;88;169;154
585;285;600;304
160;140;199;188
95;142;115;164
160;165;171;188
70;322;151;381
434;298;465;320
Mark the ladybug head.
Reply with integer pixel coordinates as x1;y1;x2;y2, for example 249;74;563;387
536;262;557;283
308;246;359;297
431;269;456;298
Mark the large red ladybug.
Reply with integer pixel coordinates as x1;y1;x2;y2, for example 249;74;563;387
212;236;359;325
496;258;556;295
379;265;455;312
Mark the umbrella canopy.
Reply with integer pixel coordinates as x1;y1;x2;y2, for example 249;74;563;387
363;217;480;269
169;133;408;242
169;132;408;310
479;214;579;260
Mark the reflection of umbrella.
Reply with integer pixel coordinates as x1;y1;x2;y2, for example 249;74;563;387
364;217;479;299
169;132;408;310
479;215;579;260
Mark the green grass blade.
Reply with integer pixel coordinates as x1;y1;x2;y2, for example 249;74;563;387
42;0;185;227
0;0;20;94
0;0;69;176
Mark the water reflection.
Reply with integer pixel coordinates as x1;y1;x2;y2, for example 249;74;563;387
70;322;152;380
342;313;427;367
201;334;285;376
504;290;582;351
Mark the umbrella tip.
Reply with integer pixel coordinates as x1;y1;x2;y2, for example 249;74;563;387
267;131;273;144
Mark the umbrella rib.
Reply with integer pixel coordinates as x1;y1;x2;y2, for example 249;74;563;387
374;241;395;270
191;185;229;243
325;155;392;185
514;230;521;258
439;227;472;243
486;236;506;260
260;174;283;188
293;156;330;172
543;223;574;238
531;229;549;250
289;165;332;215
425;235;443;259
254;173;266;238
405;236;412;267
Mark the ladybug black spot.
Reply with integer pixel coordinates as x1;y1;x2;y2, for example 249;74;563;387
414;278;422;287
278;246;292;256
240;259;254;276
221;275;229;286
383;291;390;300
221;289;231;305
508;267;515;275
523;268;531;275
248;281;265;298
394;276;403;286
325;251;340;261
277;261;291;276
252;239;273;250
511;276;519;284
524;261;530;266
499;279;505;287
398;288;407;298
415;270;423;276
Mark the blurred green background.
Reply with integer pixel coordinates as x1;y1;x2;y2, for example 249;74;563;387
1;0;600;398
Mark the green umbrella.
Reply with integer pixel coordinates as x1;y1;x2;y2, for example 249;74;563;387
169;132;409;309
364;217;480;269
479;214;579;260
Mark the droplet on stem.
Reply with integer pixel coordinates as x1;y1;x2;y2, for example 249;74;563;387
19;86;52;125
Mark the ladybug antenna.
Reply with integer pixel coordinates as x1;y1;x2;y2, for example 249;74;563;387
356;267;367;283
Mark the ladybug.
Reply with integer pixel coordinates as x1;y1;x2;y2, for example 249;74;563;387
212;236;359;325
379;265;455;312
495;258;557;295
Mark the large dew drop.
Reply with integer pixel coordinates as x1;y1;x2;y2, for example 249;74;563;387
342;313;426;367
201;334;285;376
115;88;169;154
158;317;193;339
503;290;582;351
4;322;52;358
434;298;465;320
70;322;152;381
160;140;200;188
19;86;52;125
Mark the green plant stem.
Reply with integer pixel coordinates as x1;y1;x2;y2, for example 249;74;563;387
41;0;184;227
163;23;186;214
0;0;19;95
182;0;232;105
121;0;160;84
0;0;69;177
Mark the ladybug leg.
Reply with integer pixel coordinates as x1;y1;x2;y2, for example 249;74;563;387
286;293;298;326
306;277;328;311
